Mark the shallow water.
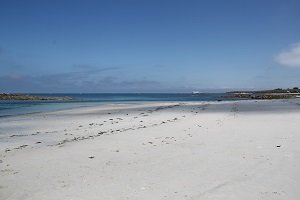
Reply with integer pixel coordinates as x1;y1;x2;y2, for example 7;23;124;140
0;93;225;117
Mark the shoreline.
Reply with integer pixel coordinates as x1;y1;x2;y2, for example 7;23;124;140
0;98;297;118
1;100;300;199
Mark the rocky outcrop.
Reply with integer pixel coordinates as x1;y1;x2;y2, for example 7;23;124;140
224;90;300;100
0;93;73;100
224;93;296;99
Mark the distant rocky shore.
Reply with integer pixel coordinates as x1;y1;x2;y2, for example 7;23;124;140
224;88;300;100
0;93;73;101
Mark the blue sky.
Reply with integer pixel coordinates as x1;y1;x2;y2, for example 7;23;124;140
1;0;300;93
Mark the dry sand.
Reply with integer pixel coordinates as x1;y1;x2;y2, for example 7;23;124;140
0;100;300;200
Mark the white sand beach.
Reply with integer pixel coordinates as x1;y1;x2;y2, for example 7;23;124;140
0;100;300;200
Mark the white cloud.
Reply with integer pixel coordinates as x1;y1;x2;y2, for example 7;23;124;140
275;43;300;68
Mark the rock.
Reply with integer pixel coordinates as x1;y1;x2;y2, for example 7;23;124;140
0;93;74;101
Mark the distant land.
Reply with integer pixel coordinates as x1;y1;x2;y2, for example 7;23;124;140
225;87;300;99
1;88;300;101
0;93;73;101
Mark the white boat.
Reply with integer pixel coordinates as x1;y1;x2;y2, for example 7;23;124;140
192;91;200;94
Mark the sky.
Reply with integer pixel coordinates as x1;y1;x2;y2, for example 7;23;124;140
1;0;300;93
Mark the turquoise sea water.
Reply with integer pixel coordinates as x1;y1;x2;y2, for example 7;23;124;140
0;93;225;117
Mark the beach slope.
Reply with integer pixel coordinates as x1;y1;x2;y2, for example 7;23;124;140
0;100;300;200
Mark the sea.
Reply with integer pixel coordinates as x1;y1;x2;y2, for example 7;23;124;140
0;93;226;117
